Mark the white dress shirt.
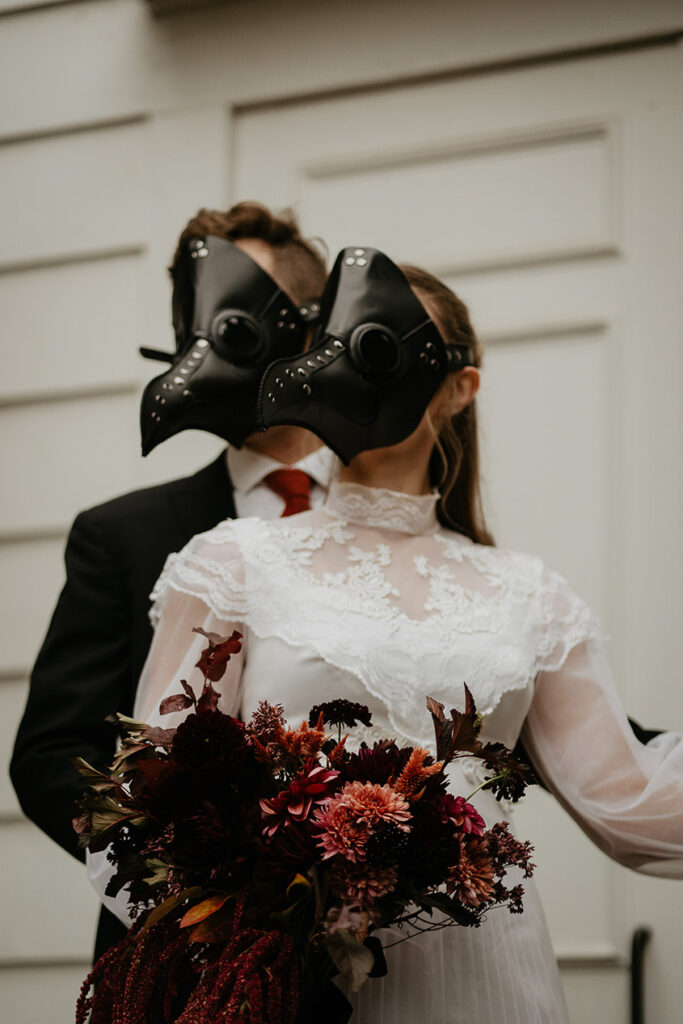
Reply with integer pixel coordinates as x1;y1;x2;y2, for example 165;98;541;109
226;443;339;519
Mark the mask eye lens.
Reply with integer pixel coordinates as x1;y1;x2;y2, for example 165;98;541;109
211;311;265;366
350;324;402;379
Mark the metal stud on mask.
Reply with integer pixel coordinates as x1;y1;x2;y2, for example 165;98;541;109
258;247;474;464
139;236;315;455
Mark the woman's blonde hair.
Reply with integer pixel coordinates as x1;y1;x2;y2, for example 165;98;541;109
400;265;493;546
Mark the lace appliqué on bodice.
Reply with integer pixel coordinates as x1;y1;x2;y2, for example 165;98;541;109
150;482;601;749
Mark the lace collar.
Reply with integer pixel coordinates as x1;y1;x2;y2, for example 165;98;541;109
324;480;439;535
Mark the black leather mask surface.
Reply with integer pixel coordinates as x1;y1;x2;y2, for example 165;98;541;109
258;247;474;464
140;236;312;455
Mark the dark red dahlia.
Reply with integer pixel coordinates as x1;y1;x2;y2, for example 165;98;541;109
170;801;256;881
172;710;251;772
440;794;486;836
266;820;320;871
398;799;462;890
345;741;411;785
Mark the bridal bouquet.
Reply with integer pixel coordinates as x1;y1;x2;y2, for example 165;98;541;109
73;629;535;1024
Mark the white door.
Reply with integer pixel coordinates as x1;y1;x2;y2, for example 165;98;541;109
233;43;683;1022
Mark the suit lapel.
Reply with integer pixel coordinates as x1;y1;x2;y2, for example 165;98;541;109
167;452;236;544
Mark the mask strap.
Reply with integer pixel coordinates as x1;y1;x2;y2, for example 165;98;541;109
139;346;176;363
298;301;321;324
445;345;475;371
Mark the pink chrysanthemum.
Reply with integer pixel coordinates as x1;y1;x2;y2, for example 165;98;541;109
312;781;411;862
331;861;399;904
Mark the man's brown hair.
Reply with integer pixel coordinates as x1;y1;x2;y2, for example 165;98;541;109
171;201;327;305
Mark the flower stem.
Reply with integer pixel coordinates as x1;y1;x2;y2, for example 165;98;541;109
466;772;504;803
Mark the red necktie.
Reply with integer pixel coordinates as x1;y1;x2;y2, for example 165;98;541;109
264;468;312;517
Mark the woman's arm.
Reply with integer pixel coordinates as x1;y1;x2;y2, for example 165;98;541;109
522;632;683;876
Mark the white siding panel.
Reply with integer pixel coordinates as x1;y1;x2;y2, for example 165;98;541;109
0;821;98;961
447;259;618;344
0;119;149;268
0;964;91;1024
1;254;146;401
0;391;140;536
0;538;66;675
1;0;683;143
300;128;616;270
560;965;629;1024
0;678;27;818
2;0;679;141
136;426;226;491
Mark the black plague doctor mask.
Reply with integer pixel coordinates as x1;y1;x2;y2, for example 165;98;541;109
139;236;318;455
258;247;475;464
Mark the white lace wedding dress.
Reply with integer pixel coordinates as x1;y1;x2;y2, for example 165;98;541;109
89;480;683;1023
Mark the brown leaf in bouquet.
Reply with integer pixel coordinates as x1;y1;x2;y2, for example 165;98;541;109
159;692;195;715
193;627;243;681
427;687;533;804
180;893;232;929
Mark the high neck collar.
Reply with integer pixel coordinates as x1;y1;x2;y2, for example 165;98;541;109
325;479;439;535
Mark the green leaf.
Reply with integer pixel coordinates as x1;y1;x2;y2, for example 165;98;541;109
71;757;118;788
116;713;154;731
325;929;375;993
142;858;169;887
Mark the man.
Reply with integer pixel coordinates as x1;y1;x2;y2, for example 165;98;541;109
10;201;334;960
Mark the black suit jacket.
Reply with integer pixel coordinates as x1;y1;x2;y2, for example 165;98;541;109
10;453;235;960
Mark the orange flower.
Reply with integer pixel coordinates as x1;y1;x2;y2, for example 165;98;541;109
393;747;443;798
447;837;495;907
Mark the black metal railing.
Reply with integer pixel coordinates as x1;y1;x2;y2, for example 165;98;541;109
630;926;652;1024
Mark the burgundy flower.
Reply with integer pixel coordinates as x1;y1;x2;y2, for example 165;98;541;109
486;821;535;878
266;820;320;870
345;741;412;785
248;701;286;745
193;628;242;682
172;710;250;772
308;700;372;730
260;760;339;838
441;794;486;836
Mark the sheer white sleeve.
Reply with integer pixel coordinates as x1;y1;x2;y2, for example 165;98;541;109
522;571;683;877
87;524;248;925
135;523;248;724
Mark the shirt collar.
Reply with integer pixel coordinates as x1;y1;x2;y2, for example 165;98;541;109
227;443;339;495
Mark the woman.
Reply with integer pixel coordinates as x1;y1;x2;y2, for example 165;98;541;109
91;248;683;1022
